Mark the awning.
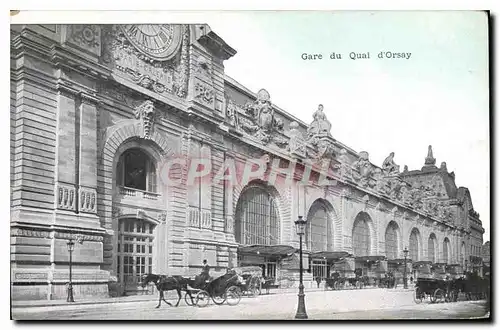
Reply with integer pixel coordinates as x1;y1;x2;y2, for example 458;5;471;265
237;245;297;257
388;258;413;265
310;251;352;261
355;256;387;263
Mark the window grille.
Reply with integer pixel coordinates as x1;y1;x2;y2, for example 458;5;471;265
352;214;370;256
385;222;398;259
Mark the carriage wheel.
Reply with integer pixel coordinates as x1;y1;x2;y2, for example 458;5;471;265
433;289;445;303
212;292;226;305
414;288;423;304
195;290;210;308
225;286;242;306
185;292;196;306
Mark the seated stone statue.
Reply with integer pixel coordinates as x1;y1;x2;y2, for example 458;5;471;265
307;104;332;139
382;152;400;175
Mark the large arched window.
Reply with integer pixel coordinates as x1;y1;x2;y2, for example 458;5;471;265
443;238;450;263
306;200;332;252
385;222;399;259
409;228;419;262
352;212;371;256
428;234;437;263
116;148;157;192
235;186;280;245
117;219;155;284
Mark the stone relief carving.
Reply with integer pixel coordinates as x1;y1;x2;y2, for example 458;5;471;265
333;148;352;180
352;151;373;187
101;24;189;98
194;56;212;79
237;89;287;148
67;25;101;55
79;187;97;213
194;80;215;107
382;152;400;175
225;99;239;127
158;212;167;223
288;121;306;157
134;100;158;139
11;228;51;238
56;182;76;211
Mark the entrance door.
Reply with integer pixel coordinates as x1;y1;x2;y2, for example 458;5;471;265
117;219;155;295
265;258;277;279
311;259;327;279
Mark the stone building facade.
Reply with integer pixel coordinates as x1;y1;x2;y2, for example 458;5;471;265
10;24;485;300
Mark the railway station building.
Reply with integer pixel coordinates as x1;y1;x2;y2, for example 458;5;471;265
10;24;485;300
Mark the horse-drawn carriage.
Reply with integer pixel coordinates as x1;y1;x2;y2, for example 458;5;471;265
231;266;264;297
183;269;244;307
325;268;365;290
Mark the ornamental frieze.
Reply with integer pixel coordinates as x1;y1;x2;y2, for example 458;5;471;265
100;24;189;99
11;228;50;238
193;79;215;108
66;25;102;56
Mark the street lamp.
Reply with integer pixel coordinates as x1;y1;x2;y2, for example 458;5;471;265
294;215;308;319
67;239;75;302
403;247;409;289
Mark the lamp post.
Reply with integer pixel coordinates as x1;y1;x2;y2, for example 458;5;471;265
67;239;75;302
294;215;308;319
403;247;409;289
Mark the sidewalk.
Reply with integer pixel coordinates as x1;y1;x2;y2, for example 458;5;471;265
12;286;332;309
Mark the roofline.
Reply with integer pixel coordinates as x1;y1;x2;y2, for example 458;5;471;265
223;74;360;156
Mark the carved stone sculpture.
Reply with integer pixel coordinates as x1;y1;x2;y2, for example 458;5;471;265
239;89;286;148
288;121;306;157
135;99;156;139
334;148;352;180
225;99;238;126
425;145;436;166
352;151;372;187
382;152;400;175
307;104;332;140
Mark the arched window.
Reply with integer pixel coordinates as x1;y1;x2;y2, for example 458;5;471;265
409;228;419;262
352;213;371;256
117;148;157;192
428;234;436;263
117;219;155;284
443;238;450;263
385;222;399;259
460;242;466;268
235;186;280;245
306;200;331;252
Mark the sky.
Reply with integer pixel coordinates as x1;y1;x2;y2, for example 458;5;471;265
205;11;490;241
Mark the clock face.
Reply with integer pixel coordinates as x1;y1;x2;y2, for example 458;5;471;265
120;24;182;61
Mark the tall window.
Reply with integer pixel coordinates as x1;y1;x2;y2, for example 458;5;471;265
428;234;436;263
307;200;331;252
117;148;157;192
117;219;155;284
409;228;419;262
352;213;371;256
443;238;450;263
460;242;466;267
235;186;280;245
385;222;398;259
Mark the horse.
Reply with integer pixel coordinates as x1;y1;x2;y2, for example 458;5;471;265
141;274;196;308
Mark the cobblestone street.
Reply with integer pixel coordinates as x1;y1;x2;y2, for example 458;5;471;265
12;288;490;320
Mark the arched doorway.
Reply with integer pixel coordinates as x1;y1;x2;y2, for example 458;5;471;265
235;185;280;246
234;184;281;279
117;218;156;289
352;212;371;256
409;228;420;262
428;233;437;263
385;221;399;260
443;237;451;264
306;199;333;252
306;199;334;280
